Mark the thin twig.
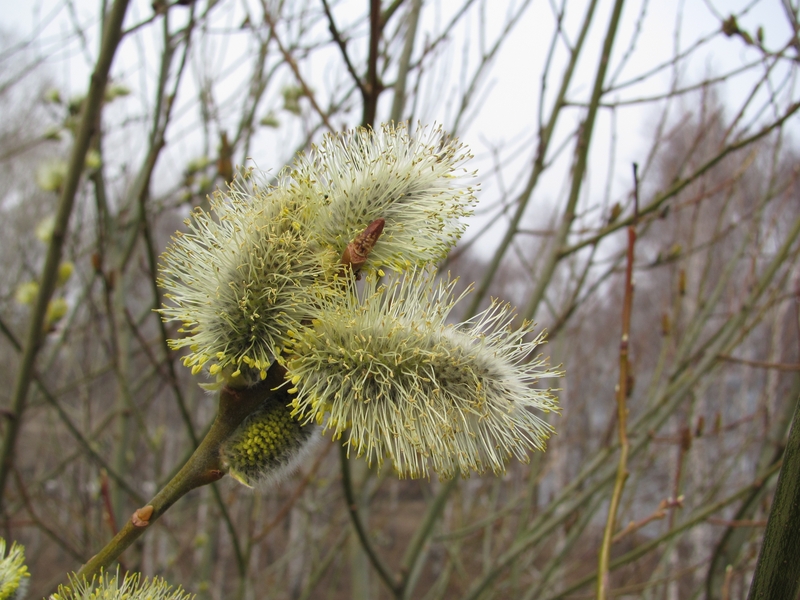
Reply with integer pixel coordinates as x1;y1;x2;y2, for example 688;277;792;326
263;8;335;132
320;0;365;96
549;459;784;600
522;0;626;322
0;315;145;504
12;468;85;563
612;496;684;543
339;443;401;596
559;101;800;260
464;0;601;320
71;365;286;582
717;355;800;371
253;443;331;543
389;0;421;123
0;0;131;510
597;161;638;600
100;470;118;536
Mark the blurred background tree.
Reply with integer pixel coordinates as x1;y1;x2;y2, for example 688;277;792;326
0;0;798;598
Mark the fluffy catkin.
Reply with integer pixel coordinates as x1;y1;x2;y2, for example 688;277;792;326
221;394;317;488
285;271;561;479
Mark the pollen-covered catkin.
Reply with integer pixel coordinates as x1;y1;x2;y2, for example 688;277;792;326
295;123;477;270
221;395;317;487
50;568;192;600
158;124;476;387
158;173;338;387
0;538;29;600
285;270;561;479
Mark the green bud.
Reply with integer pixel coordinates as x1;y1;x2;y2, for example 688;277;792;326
36;161;68;193
104;83;131;102
35;215;56;243
222;397;317;488
57;261;75;286
43;88;62;104
85;149;101;171
259;112;280;128
282;85;306;115
44;126;63;141
45;297;68;327
14;281;39;306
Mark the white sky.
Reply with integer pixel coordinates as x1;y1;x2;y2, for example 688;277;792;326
2;0;797;251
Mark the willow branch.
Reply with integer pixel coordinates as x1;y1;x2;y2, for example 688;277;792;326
522;0;626;322
263;8;334;132
0;0;131;509
320;0;365;96
549;460;784;600
72;366;285;581
463;0;600;319
747;393;800;600
389;0;422;123
362;0;382;127
559;101;800;260
400;477;459;600
597;162;637;599
339;443;401;596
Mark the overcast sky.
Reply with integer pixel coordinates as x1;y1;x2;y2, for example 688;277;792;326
3;0;797;250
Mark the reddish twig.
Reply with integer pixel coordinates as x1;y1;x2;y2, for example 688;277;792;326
100;470;118;536
612;496;684;544
597;162;639;599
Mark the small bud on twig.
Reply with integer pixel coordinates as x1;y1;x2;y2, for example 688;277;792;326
341;218;385;274
132;505;154;528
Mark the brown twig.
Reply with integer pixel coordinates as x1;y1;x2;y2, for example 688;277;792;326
611;496;684;543
263;9;335;132
71;364;287;582
717;355;800;372
362;0;383;127
320;0;365;96
99;470;118;536
597;162;639;600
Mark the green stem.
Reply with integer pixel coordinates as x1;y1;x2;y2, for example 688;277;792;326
73;370;283;581
464;0;600;320
339;443;401;596
747;393;800;600
547;460;784;600
522;0;626;322
0;0;131;512
400;477;459;600
596;218;635;600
